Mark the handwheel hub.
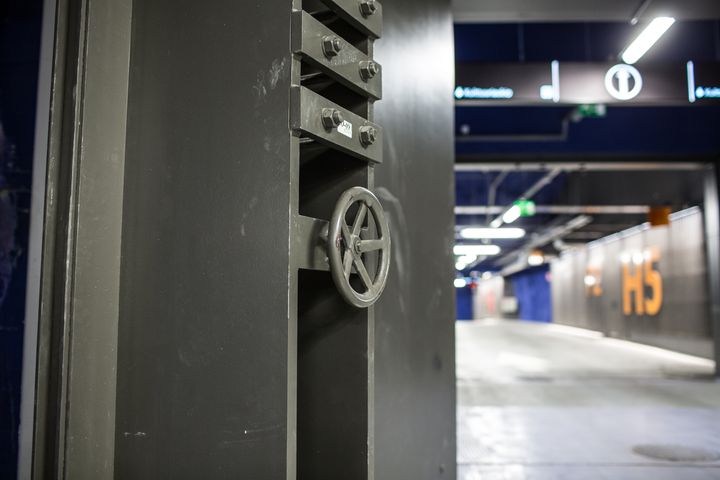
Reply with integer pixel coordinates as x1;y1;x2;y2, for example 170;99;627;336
351;234;362;255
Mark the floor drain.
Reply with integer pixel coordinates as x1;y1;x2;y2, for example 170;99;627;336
632;444;720;462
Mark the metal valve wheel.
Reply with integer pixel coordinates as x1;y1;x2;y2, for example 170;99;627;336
328;187;391;308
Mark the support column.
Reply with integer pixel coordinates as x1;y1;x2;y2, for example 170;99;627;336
703;162;720;377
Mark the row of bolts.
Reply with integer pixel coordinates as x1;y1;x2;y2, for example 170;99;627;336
317;1;380;146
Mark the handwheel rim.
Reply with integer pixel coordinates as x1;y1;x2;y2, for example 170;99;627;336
328;187;391;308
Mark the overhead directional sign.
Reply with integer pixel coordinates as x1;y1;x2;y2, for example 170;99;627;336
604;64;642;101
455;61;720;106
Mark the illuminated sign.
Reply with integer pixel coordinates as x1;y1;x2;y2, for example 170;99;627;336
687;61;720;102
695;87;720;99
514;200;536;217
455;61;720;106
604;64;643;101
454;86;514;100
621;248;663;316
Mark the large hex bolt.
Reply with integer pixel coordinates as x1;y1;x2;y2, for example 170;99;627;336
321;108;344;129
322;35;342;58
359;125;378;146
359;61;380;80
359;0;378;16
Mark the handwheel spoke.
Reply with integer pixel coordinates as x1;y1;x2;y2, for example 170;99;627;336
352;203;368;236
357;237;387;253
341;222;353;247
343;251;354;278
354;258;373;290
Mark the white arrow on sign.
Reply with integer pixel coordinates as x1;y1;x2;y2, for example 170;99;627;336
605;64;643;101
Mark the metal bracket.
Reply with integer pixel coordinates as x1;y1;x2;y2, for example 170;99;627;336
292;10;382;100
291;86;383;163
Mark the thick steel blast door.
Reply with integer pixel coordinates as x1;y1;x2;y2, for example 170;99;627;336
22;0;455;478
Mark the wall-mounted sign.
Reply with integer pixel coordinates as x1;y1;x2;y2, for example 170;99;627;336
582;248;664;316
584;265;603;297
455;61;720;106
604;64;643;101
621;248;663;316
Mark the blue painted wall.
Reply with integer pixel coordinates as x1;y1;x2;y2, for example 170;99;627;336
510;266;552;323
0;1;42;477
456;285;473;320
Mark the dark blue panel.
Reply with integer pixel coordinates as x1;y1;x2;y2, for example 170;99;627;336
454;21;720;63
454;23;520;62
456;285;473;320
456;106;573;136
585;23;635;62
524;23;588;62
511;266;552;323
456;106;720;156
640;20;720;64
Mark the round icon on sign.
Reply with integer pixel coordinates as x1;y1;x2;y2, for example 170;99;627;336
604;64;643;101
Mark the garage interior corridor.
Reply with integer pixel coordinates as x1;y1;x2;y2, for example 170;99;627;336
457;320;720;479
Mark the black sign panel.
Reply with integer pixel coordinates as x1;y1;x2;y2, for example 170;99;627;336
455;61;720;106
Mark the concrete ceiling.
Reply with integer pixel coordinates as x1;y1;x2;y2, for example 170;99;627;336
453;0;720;23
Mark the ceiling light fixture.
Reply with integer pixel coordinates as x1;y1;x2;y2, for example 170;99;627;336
454;244;501;257
460;227;526;240
621;17;676;65
527;252;545;266
501;205;522;225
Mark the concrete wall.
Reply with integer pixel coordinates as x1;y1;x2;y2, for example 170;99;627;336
552;208;713;358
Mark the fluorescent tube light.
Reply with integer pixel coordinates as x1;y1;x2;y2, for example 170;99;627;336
621;17;676;65
501;205;522;224
458;254;478;264
460;227;526;240
454;244;501;256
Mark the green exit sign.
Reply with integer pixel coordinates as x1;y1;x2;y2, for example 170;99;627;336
577;104;607;118
514;200;536;217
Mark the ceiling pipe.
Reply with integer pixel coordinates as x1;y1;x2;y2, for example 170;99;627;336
486;171;510;224
496;215;593;274
455;161;707;172
456;205;651;215
630;0;654;25
456;112;572;143
489;168;563;228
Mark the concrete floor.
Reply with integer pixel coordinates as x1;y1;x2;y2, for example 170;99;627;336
457;320;720;480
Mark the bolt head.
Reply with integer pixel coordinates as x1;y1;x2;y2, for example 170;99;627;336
321;108;344;129
322;35;342;58
359;61;380;80
359;126;378;146
360;0;378;16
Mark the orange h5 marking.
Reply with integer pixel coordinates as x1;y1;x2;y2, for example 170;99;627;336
622;248;663;316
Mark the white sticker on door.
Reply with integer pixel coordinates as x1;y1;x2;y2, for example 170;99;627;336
337;120;353;139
